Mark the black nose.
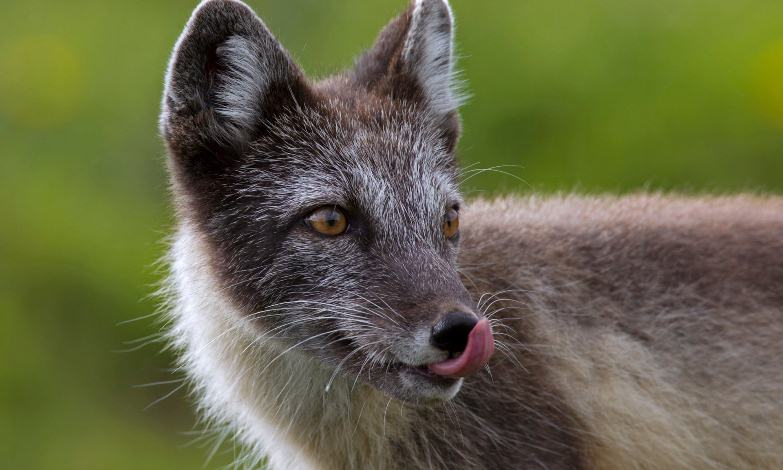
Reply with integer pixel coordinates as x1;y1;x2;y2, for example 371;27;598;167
431;312;478;354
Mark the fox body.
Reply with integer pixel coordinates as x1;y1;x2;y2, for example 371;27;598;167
160;1;783;468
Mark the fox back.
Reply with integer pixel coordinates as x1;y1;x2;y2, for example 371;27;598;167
159;1;783;469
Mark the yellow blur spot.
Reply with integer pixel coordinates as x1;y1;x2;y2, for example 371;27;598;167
752;39;783;129
0;35;83;129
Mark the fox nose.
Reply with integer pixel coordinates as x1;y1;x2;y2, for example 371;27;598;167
431;312;478;354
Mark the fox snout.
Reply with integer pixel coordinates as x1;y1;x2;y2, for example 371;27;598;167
390;302;495;382
431;311;478;353
429;313;495;378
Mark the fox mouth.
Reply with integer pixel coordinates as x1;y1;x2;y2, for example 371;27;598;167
368;319;495;400
388;362;460;385
313;316;495;402
395;318;495;378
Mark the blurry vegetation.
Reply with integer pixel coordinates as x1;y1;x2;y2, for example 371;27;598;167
0;0;781;468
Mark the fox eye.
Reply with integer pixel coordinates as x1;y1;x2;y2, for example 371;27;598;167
306;206;348;236
443;207;460;239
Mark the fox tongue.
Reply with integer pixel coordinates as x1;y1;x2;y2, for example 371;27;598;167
429;318;495;378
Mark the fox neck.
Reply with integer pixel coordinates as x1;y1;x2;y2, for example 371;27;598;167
167;222;409;470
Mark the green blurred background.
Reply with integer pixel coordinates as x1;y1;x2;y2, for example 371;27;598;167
1;0;781;468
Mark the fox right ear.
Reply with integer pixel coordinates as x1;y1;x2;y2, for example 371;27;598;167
160;0;307;170
353;0;464;150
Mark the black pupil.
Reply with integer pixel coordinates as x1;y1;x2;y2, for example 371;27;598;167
326;211;339;226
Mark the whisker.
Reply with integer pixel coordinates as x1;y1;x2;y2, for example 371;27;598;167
144;381;188;411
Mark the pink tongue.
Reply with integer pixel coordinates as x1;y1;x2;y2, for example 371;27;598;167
429;318;495;378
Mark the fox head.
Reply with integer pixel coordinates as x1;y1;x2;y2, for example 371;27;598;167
161;0;493;402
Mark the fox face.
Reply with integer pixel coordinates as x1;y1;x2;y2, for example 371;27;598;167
161;0;493;403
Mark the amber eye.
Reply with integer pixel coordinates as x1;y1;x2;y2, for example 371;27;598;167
443;207;460;239
306;206;348;236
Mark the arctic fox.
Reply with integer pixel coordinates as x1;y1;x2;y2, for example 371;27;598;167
159;0;783;468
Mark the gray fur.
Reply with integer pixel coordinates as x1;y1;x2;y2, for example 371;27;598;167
159;1;783;469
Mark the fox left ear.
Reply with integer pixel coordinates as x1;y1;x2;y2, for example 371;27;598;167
160;0;309;176
354;0;463;145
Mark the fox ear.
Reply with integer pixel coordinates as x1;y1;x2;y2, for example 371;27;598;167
160;0;307;169
354;0;463;122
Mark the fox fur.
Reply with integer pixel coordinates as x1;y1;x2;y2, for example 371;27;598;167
159;1;783;468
